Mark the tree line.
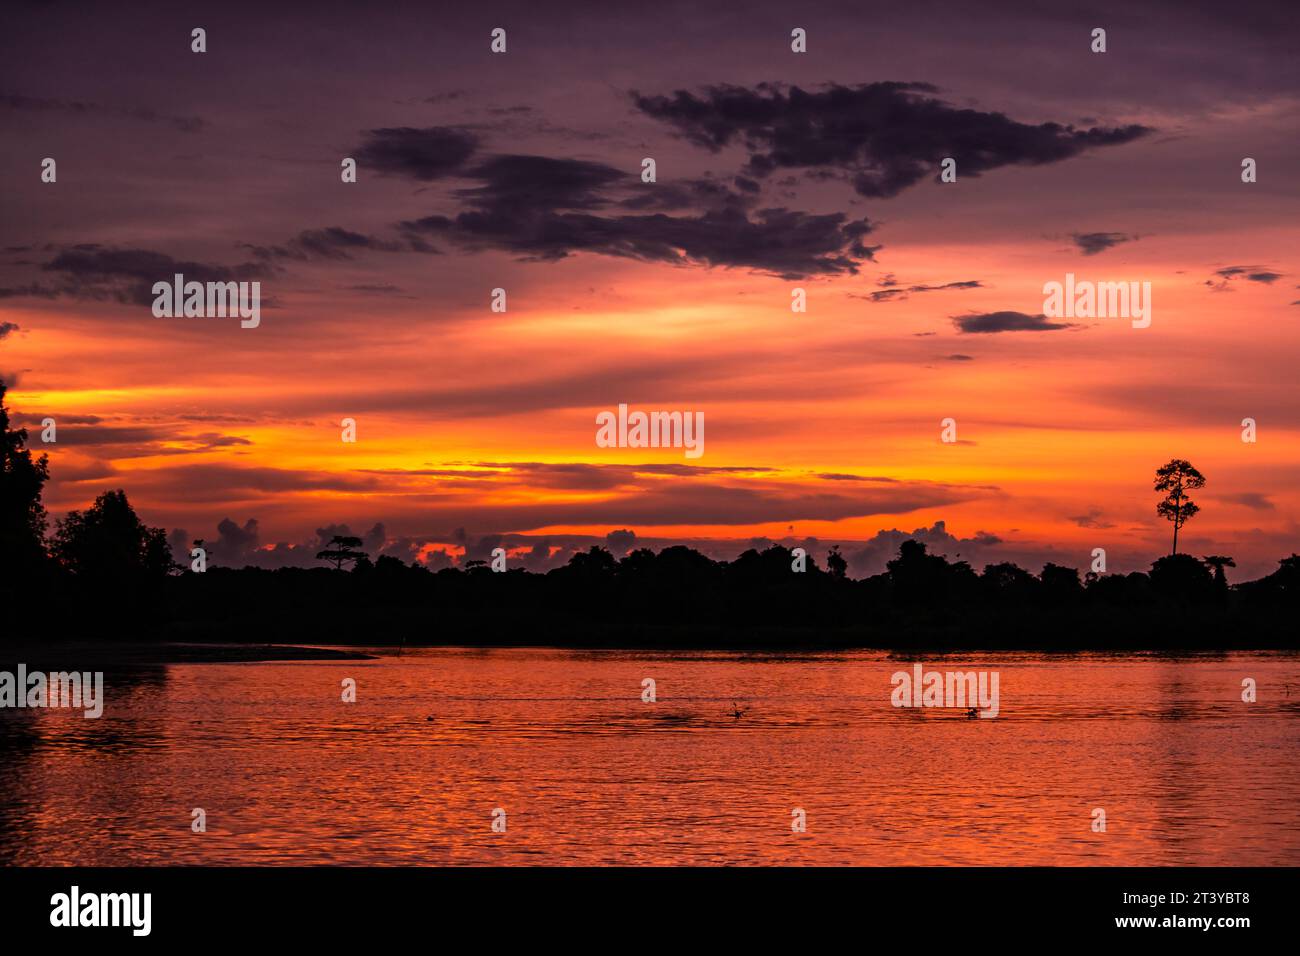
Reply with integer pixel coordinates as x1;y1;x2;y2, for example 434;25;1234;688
3;381;1297;648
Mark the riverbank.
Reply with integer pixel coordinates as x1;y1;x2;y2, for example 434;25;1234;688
0;640;374;669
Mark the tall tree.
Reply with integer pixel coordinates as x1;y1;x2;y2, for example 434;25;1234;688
51;489;176;578
0;379;50;576
1154;459;1205;555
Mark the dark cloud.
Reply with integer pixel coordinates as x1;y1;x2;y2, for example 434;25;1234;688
346;284;405;294
633;82;1152;198
952;311;1078;333
401;153;877;278
314;522;386;554
213;517;260;564
841;520;1004;577
244;227;431;262
0;321;18;339
605;529;637;556
815;473;900;482
1206;265;1284;291
1071;232;1135;255
455;154;625;210
107;464;385;504
0;93;203;132
188;518;389;568
18;413;103;425
19;245;269;306
167;528;191;565
0;283;61;300
352;126;479;181
620;174;761;212
1216;492;1274;511
422;91;468;105
1218;266;1280;283
31;423;250;456
1068;510;1115;529
853;280;982;303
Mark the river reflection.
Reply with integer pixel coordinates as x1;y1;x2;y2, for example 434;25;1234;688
2;648;1297;865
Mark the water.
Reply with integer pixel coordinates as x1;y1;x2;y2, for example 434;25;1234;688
2;648;1298;865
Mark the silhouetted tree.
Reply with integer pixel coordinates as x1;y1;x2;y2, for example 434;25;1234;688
562;546;617;577
1201;555;1235;591
981;561;1039;602
51;489;176;579
1040;563;1083;603
0;379;50;577
316;534;366;570
1154;459;1205;554
887;539;977;604
11;409;1300;648
1238;554;1300;606
1149;553;1214;603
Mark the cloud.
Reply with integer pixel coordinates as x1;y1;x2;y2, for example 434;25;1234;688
0;93;203;132
1071;232;1135;255
841;520;1004;577
952;311;1078;333
352;126;479;180
346;284;405;294
853;280;982;303
314;522;386;554
110;458;993;531
453;154;625;210
1216;492;1274;511
0;283;62;300
401;154;877;278
1206;265;1284;291
422;91;468;105
100;463;385;504
633;82;1152;198
167;527;191;564
212;517;260;564
244;227;430;262
9;245;270;306
30;423;251;457
605;528;638;556
0;321;18;340
1068;509;1115;529
188;517;388;568
620;174;762;212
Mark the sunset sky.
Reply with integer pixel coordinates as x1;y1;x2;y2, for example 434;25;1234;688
2;0;1297;579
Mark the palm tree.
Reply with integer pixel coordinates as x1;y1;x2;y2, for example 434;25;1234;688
1202;555;1235;589
1154;459;1206;555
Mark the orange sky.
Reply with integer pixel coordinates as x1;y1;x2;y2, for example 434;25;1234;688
2;2;1297;578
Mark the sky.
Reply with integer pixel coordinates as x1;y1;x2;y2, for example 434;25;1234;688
2;0;1297;579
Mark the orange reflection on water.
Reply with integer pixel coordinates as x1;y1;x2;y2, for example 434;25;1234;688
3;648;1298;865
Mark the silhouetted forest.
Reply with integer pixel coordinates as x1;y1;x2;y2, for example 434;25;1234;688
3;381;1298;649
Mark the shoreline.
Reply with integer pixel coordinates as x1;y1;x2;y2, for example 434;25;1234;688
2;639;1295;667
0;641;375;668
